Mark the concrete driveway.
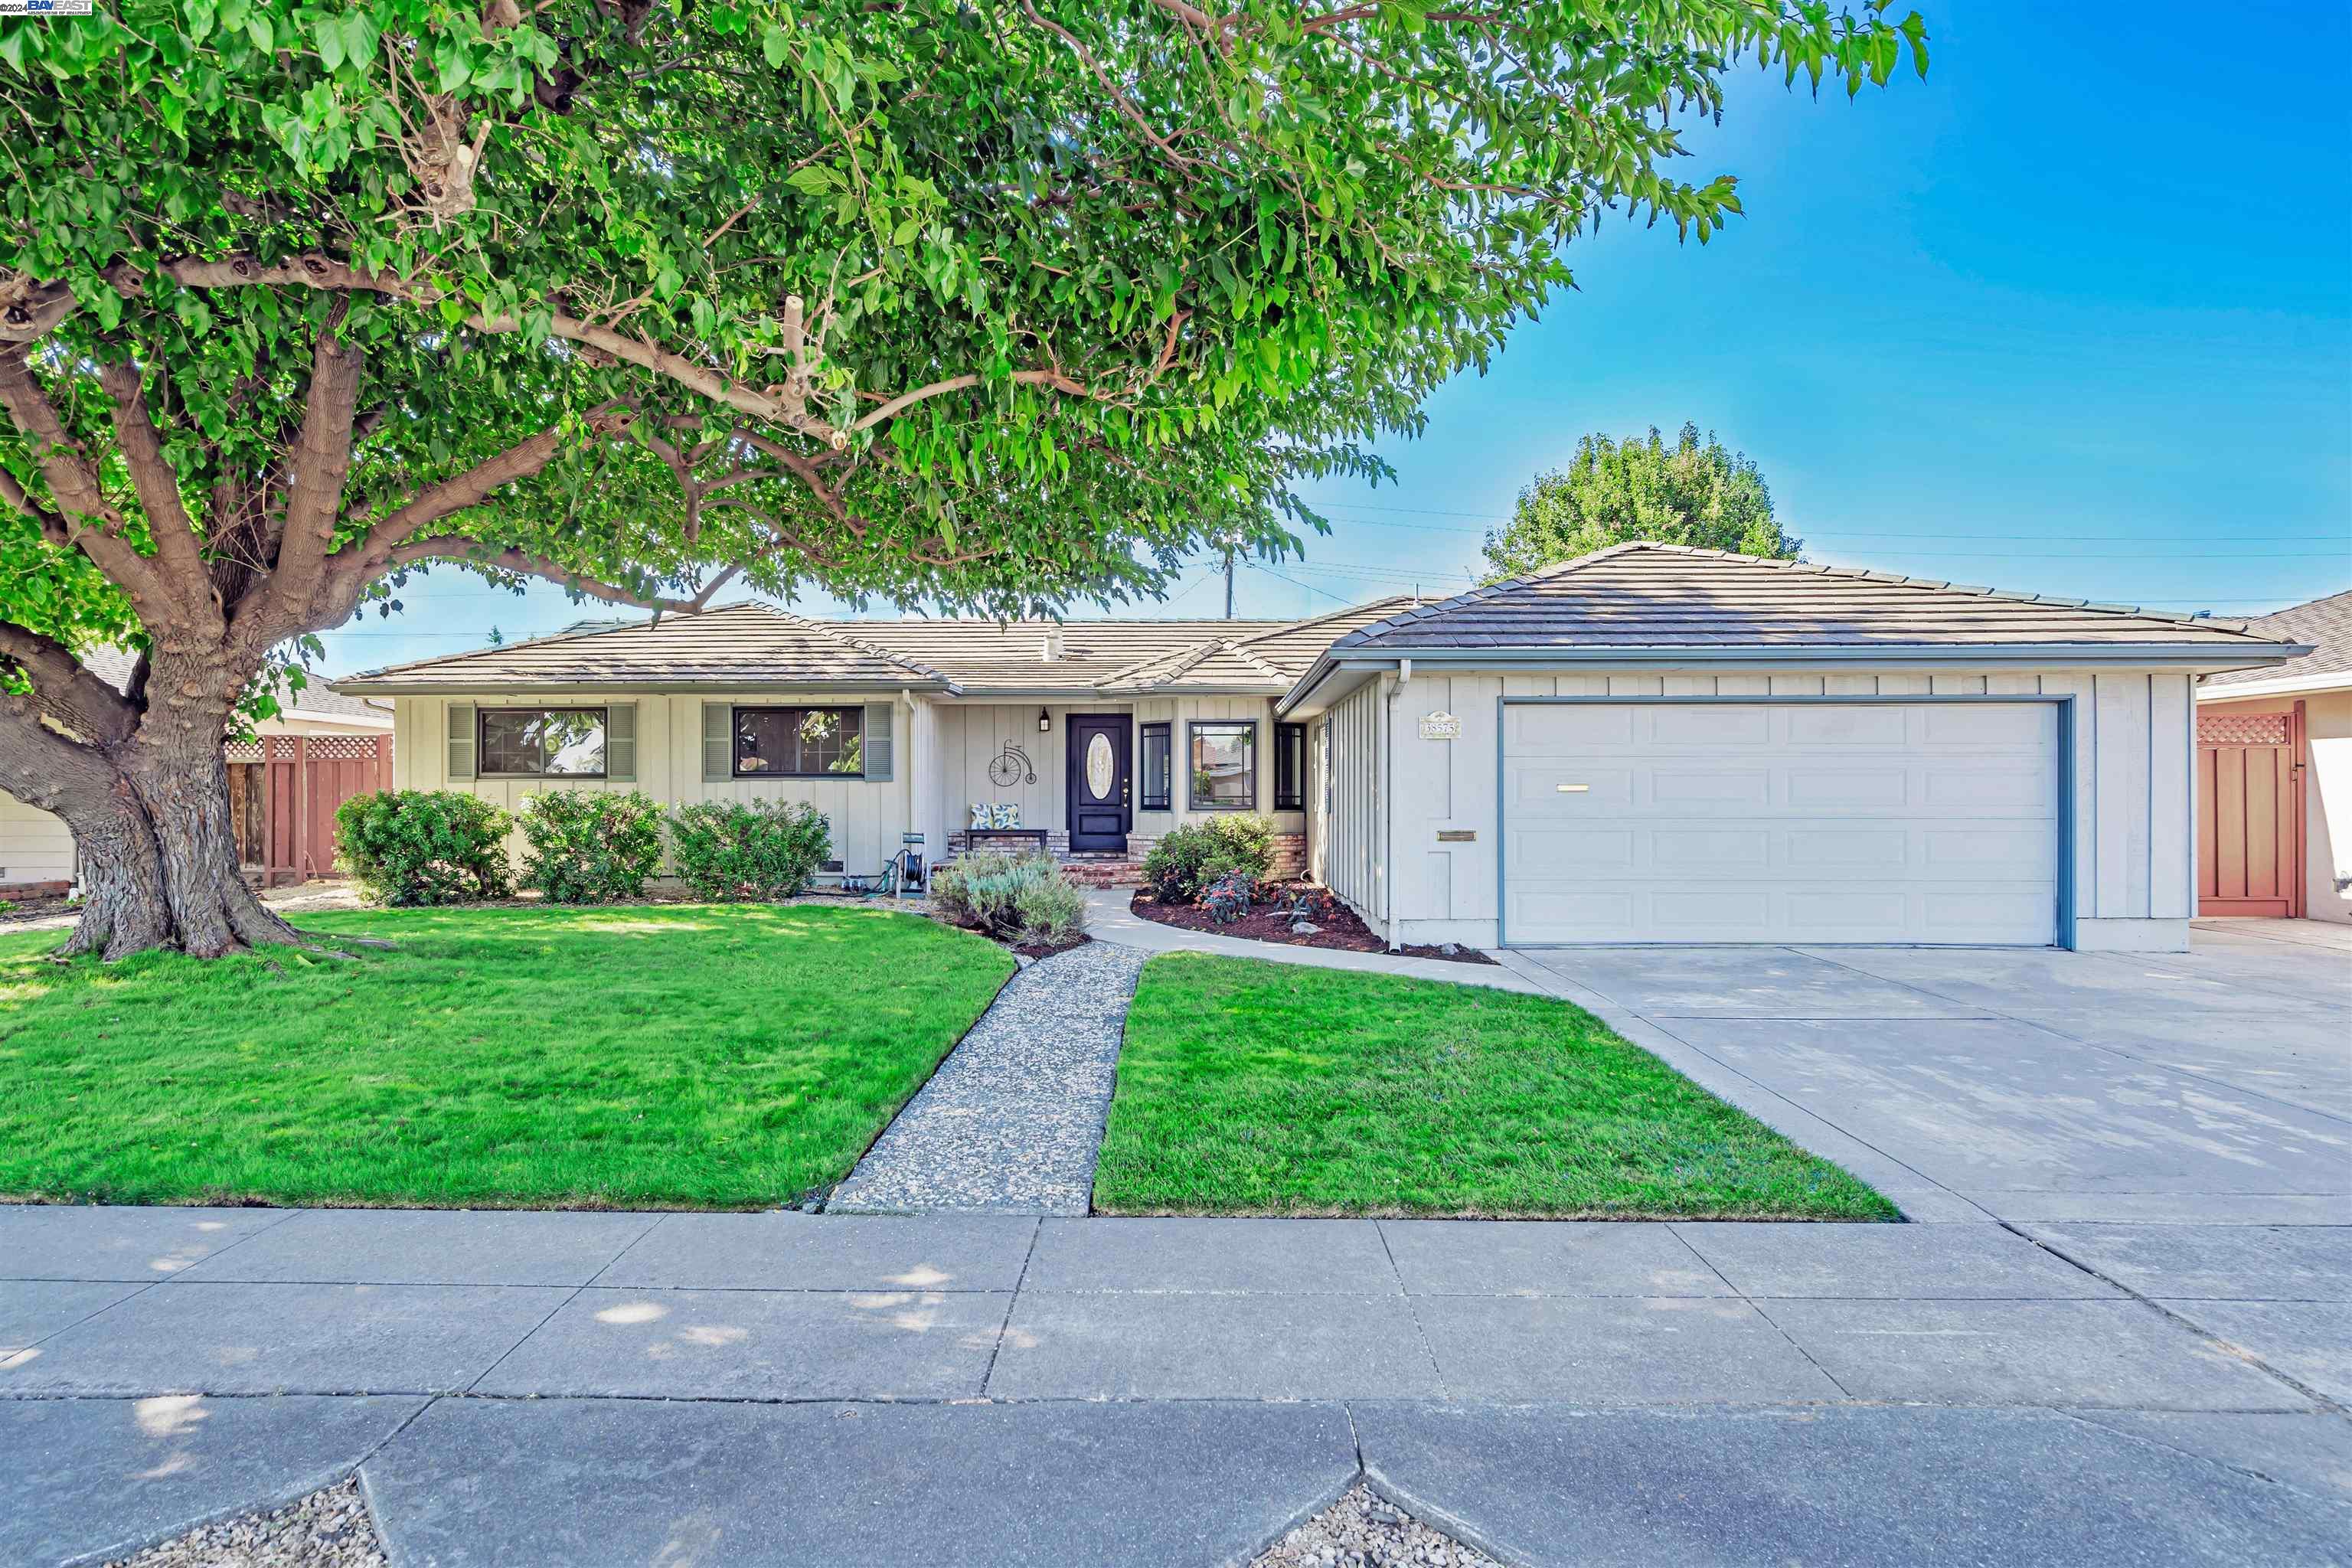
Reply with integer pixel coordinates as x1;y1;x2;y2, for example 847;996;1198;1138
1494;921;2351;1227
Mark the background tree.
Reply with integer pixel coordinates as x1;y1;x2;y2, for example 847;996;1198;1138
1;0;1924;958
1481;423;1801;580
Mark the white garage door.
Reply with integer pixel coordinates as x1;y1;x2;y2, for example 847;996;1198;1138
1501;701;2061;946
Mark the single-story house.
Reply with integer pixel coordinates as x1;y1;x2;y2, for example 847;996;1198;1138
2193;590;2350;923
0;656;394;898
336;544;2306;952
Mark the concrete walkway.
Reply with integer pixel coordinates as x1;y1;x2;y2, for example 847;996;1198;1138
5;1204;2347;1565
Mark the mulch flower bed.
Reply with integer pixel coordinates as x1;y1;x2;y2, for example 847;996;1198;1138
1130;887;1498;965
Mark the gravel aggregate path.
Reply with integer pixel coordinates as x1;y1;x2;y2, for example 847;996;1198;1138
106;1480;386;1568
828;940;1148;1214
1253;1484;1504;1568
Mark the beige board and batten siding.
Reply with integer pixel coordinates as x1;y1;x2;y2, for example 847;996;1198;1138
1320;677;1387;936
393;691;911;876
0;789;77;891
1371;668;2200;952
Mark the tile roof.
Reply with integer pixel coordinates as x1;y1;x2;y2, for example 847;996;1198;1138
2200;590;2352;688
335;596;1424;698
337;604;951;693
1335;543;2296;652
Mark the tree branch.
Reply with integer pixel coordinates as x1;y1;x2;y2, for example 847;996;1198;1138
263;318;367;629
382;537;730;614
0;621;139;748
96;357;224;637
851;366;1097;433
0;353;181;618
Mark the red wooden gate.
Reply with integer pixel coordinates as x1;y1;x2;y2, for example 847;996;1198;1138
251;734;394;887
2197;704;2304;917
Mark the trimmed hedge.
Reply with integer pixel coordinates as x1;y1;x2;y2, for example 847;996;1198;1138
334;790;512;906
519;790;668;904
668;799;832;901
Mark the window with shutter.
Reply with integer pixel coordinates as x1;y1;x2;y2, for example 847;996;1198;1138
702;703;731;782
606;703;638;782
863;703;893;782
446;703;476;782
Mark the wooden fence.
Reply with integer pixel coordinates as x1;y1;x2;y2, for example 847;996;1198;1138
224;733;394;887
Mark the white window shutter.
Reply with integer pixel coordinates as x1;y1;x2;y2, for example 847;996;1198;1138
606;704;637;782
446;703;476;781
702;703;731;782
863;703;893;782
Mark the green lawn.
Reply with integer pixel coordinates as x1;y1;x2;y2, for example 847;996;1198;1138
0;903;1012;1209
1093;954;1896;1220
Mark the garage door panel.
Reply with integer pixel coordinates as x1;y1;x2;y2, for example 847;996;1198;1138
1651;706;1772;745
1651;828;1771;868
1503;701;2060;946
1508;764;1632;812
1511;706;1635;749
1651;769;1772;806
1917;704;2052;748
1513;828;1634;872
1922;766;2047;809
1787;768;1909;808
1788;828;1909;869
1785;706;1909;746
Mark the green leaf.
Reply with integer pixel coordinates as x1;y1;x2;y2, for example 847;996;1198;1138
312;16;345;72
762;24;788;68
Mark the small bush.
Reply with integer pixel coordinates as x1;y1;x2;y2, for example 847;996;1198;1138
519;790;667;904
1201;870;1258;925
930;853;1087;946
1140;815;1277;904
668;799;831;900
334;790;512;906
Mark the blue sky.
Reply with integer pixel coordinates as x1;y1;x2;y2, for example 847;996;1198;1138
316;0;2352;676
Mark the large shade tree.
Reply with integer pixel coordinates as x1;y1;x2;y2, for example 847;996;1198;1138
1;0;1926;958
1481;422;1799;580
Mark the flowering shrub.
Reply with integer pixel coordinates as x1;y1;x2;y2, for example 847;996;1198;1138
519;790;667;903
1201;870;1258;925
1281;886;1343;925
334;790;512;906
1141;815;1276;903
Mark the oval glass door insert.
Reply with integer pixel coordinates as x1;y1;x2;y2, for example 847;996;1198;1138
1085;733;1115;799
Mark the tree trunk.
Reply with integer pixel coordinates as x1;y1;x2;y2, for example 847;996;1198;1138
120;741;305;959
53;783;172;962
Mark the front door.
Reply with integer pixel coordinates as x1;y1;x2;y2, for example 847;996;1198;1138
1067;714;1132;852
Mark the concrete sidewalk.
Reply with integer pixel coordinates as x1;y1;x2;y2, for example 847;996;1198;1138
5;1204;2347;1564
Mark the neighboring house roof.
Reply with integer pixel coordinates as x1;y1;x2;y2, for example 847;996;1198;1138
77;647;390;724
2199;590;2352;695
1333;543;2295;652
335;596;1419;698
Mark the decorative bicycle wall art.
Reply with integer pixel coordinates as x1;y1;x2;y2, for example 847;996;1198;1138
987;740;1037;789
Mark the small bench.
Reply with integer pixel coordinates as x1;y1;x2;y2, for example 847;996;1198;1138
962;828;1050;856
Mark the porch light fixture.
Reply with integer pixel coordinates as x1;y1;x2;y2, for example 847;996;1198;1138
1037;707;1052;733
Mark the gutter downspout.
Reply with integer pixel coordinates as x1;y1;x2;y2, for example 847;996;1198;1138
1383;659;1410;948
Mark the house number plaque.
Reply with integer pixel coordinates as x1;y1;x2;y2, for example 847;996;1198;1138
1418;710;1461;740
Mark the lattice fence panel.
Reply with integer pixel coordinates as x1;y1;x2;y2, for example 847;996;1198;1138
2198;714;2291;747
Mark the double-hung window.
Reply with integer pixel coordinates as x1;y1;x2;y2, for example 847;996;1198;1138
1187;720;1256;810
733;706;865;777
479;708;607;777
